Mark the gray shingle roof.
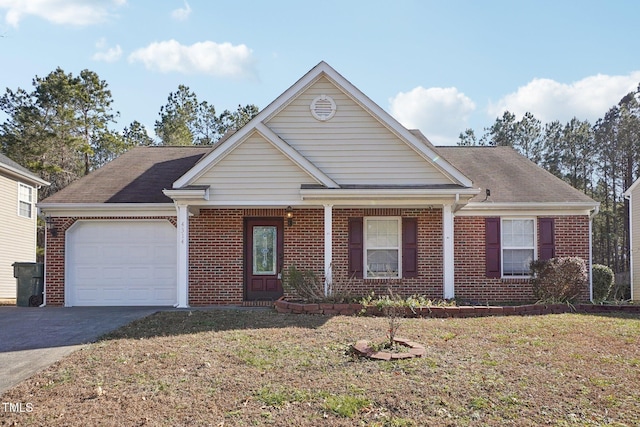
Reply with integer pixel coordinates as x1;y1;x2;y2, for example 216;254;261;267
436;146;596;204
40;146;212;204
39;144;596;206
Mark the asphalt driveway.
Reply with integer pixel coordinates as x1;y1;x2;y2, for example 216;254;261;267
0;306;165;395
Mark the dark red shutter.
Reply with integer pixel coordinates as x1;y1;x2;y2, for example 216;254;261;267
485;217;501;278
402;218;418;278
348;218;363;279
539;218;555;261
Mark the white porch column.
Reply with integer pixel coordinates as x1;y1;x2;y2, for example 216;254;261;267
324;204;333;296
176;203;190;308
443;204;455;299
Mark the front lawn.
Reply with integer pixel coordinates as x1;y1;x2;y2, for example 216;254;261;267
1;310;639;426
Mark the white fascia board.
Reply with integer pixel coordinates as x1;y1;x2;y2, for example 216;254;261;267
300;187;479;201
37;203;177;217
0;164;50;187
163;187;210;201
456;201;600;217
254;123;339;188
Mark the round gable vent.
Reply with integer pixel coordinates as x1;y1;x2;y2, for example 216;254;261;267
310;95;336;121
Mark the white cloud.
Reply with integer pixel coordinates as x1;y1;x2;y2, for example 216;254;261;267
171;0;191;21
0;0;126;27
128;39;256;79
488;72;640;124
389;86;476;145
92;37;122;62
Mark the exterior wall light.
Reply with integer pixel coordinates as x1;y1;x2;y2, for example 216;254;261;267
45;216;58;237
286;206;294;226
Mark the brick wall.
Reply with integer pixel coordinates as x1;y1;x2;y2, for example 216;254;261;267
454;215;591;304
44;211;592;307
332;208;444;299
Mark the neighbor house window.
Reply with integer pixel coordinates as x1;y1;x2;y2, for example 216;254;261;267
18;183;33;218
364;217;401;278
501;218;535;276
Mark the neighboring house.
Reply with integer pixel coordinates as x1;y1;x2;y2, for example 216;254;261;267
39;62;599;307
624;180;640;301
0;153;49;299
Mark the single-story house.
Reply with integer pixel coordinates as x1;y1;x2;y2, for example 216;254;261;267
39;61;599;307
0;153;49;299
624;180;640;301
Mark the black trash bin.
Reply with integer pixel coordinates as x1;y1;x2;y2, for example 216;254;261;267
13;262;44;307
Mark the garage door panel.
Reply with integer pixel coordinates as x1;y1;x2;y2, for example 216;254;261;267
67;221;177;306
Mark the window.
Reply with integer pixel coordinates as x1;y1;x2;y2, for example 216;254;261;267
18;183;33;218
501;218;535;276
364;217;401;278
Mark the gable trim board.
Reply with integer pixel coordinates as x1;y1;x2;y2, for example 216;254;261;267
174;62;471;190
38;61;599;307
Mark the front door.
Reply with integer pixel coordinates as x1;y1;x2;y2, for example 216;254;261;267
245;218;284;301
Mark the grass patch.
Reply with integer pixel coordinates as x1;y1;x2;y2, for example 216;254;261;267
324;394;371;418
1;310;639;425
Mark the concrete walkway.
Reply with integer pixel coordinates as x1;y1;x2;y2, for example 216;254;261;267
0;306;164;395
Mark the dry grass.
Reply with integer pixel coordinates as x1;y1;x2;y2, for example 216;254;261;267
1;309;639;426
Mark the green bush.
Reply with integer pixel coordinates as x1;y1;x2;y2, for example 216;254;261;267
592;264;615;303
530;257;588;303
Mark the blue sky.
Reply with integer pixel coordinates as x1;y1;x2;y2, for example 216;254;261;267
1;0;639;145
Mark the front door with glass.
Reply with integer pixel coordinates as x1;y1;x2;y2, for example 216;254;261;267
244;218;284;301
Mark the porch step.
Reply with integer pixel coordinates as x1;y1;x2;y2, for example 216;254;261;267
242;300;275;307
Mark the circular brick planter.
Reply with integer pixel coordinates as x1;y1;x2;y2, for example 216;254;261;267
351;337;426;361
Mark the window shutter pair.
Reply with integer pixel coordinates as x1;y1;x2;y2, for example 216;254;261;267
484;217;555;278
348;217;418;279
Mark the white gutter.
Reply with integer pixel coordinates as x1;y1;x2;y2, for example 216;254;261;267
300;187;480;201
38;203;177;216
163;188;210;201
463;201;600;211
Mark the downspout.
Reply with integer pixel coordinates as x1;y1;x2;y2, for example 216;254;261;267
40;207;47;307
589;205;600;303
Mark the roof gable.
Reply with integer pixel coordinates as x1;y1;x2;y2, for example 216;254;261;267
190;130;323;203
175;61;472;189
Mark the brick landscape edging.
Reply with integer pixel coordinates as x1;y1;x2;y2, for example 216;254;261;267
273;299;640;318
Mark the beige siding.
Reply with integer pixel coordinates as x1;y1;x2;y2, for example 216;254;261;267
632;185;640;301
192;133;318;202
265;76;453;186
0;175;37;298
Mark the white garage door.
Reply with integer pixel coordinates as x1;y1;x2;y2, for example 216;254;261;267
66;220;177;306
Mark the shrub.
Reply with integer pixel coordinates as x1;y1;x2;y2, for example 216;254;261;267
592;264;615;303
529;257;588;303
282;264;324;303
282;264;354;303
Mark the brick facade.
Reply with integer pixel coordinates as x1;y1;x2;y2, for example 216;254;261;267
43;211;592;307
454;215;591;303
332;208;444;298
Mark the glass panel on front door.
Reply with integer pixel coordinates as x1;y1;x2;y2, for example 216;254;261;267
253;226;277;275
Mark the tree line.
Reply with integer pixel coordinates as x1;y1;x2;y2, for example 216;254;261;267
458;85;640;277
0;68;259;199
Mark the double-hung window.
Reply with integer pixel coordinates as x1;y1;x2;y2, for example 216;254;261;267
18;183;33;219
364;217;401;278
501;218;535;277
